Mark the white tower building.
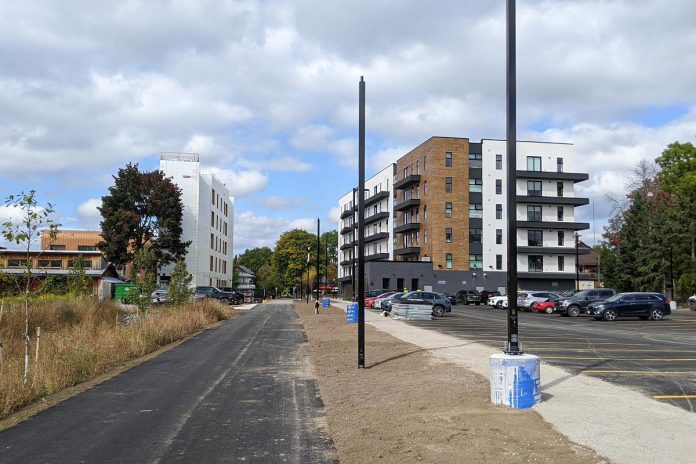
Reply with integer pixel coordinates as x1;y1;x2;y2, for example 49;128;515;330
159;152;234;288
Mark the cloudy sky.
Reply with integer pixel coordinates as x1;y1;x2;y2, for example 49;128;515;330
1;0;695;253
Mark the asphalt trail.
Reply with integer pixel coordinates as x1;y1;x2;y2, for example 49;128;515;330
0;301;337;463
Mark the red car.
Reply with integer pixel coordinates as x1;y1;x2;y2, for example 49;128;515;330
365;292;396;308
532;301;556;314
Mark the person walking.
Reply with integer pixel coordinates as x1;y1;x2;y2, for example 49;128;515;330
314;300;320;314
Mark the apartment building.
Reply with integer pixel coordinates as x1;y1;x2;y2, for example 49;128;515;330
336;136;590;296
159;152;234;288
337;164;395;295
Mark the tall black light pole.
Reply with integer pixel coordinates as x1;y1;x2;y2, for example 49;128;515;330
574;232;580;291
352;187;357;301
316;218;321;302
325;239;329;287
669;245;674;300
357;76;366;368
306;246;310;304
505;0;521;355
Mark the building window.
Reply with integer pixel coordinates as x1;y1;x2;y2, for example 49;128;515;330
69;259;92;269
528;230;543;246
211;211;215;227
527;205;542;222
558;231;565;246
557;157;564;173
424;230;428;243
7;259;24;268
557;182;564;197
445;228;453;243
469;228;482;243
77;245;97;251
496;154;503;170
212;189;216;205
424;205;427;221
558;256;565;271
495;179;502;195
469;203;483;219
528;255;543;272
211;233;215;249
469;254;483;269
423;156;427;172
527;156;542;171
445;177;453;193
527;180;542;196
496;228;502;245
49;245;66;251
445;202;453;218
495;204;503;219
468;152;482;168
403;167;408;178
38;259;62;268
557;206;564;221
496;254;503;270
446;253;453;269
445;152;453;167
468;178;482;193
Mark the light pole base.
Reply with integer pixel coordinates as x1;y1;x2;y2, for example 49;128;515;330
489;353;540;409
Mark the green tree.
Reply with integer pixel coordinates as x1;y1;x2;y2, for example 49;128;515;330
237;247;273;276
320;230;338;285
98;163;190;270
130;247;157;312
67;255;91;297
272;229;317;292
168;259;193;306
1;190;59;384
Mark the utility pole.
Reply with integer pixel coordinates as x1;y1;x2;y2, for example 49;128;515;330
316;218;321;302
504;0;520;355
357;76;366;368
352;187;357;301
306;246;310;304
575;232;580;290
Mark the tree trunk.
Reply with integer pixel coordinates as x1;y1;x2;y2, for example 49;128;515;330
24;289;30;385
0;300;4;365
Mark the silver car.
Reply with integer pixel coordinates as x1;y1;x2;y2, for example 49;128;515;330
689;294;696;311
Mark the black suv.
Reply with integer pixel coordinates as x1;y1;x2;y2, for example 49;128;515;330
194;286;241;305
555;288;617;317
456;290;482;305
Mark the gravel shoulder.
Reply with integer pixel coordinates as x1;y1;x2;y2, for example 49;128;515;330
296;301;606;463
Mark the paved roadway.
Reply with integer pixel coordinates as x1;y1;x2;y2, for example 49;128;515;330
0;301;337;463
407;305;696;412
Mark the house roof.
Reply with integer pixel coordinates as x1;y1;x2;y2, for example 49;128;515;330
236;264;255;276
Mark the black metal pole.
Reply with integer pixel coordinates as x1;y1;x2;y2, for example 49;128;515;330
505;0;521;355
316;218;321;302
325;239;329;287
669;245;674;300
358;76;366;368
306;247;310;304
575;233;580;290
352;187;357;301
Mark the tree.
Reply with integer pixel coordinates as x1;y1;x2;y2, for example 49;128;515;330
168;259;193;306
1;190;59;384
238;247;273;276
272;229;317;292
67;255;91;297
130;247;157;312
232;255;240;288
98;163;190;271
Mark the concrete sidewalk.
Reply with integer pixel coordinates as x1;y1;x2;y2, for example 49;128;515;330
331;299;696;464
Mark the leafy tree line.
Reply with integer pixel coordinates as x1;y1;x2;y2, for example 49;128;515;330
237;229;338;297
597;142;696;299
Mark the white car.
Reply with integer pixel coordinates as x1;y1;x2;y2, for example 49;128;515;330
488;295;507;308
689;294;696;311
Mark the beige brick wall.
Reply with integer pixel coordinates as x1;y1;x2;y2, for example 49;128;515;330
395;137;470;271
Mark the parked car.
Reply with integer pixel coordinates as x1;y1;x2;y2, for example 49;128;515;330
456;290;482;305
400;291;452;317
480;290;501;305
555;288;617;317
531;300;556;314
589;292;671;321
380;292;406;312
445;294;457;305
488;294;507;309
688;294;696;311
194;286;240;304
518;291;562;312
366;291;396;308
220;287;246;304
151;289;169;305
559;289;583;297
373;292;404;310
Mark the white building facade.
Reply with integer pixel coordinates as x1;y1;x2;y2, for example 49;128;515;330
159;152;235;288
337;164;395;294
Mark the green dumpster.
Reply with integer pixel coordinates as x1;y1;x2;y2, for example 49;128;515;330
114;283;138;303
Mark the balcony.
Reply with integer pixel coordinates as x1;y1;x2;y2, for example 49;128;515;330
340;207;354;219
394;247;420;256
517;221;590;231
517;246;591;255
365;231;389;244
518;271;595;280
340;225;354;235
393;198;421;211
366;253;390;261
365;211;390;226
516;170;589;183
339;259;354;266
517;195;590;206
394;174;421;190
340;242;354;251
364;190;390;207
394;222;420;234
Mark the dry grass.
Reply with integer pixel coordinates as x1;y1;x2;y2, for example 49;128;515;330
0;297;230;418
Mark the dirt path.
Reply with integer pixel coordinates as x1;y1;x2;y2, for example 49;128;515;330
295;302;607;463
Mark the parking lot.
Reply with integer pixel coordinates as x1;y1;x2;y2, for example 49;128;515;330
407;304;696;412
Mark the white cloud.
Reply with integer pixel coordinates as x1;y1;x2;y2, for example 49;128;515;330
76;198;101;228
288;218;316;232
256;196;304;210
233;210;318;253
238;156;313;172
205;168;268;197
327;206;340;224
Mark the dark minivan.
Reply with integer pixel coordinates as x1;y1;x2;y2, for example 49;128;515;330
590;292;670;321
555;288;617;317
456;290;482;305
